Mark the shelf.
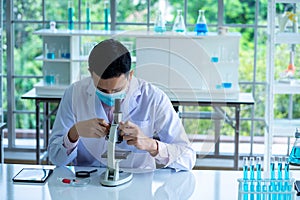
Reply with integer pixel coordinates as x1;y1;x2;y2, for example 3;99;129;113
275;32;300;44
213;61;240;66
36;55;71;62
274;82;300;94
265;0;299;170
272;119;300;137
163;87;240;101
275;0;298;3
34;29;124;37
34;29;241;39
37;55;136;63
71;56;136;63
34;81;68;96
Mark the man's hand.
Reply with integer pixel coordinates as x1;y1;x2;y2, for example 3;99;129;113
68;118;110;142
119;121;158;156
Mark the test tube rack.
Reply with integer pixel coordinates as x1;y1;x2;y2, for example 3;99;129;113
237;178;296;200
239;156;296;200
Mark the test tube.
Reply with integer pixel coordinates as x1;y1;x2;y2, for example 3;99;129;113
243;157;248;180
249;157;255;200
270;156;275;180
256;157;262;200
278;157;283;200
256;157;262;180
278;157;283;180
243;157;249;200
270;156;276;200
249;157;255;180
262;182;268;200
284;157;292;200
284;157;290;180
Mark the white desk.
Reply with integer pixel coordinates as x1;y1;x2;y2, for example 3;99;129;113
2;164;299;200
22;88;254;169
0;164;243;200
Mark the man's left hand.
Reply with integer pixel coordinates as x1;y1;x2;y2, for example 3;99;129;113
119;121;158;156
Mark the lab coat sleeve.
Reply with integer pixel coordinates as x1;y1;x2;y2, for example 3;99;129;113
153;90;196;171
63;134;78;154
48;86;78;166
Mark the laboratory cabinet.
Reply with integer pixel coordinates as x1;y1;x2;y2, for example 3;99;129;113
136;32;241;100
34;30;81;95
34;29;241;99
265;0;300;170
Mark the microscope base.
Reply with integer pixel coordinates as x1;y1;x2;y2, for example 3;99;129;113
100;169;133;187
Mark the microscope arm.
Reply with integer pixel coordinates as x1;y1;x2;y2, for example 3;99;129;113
107;124;118;170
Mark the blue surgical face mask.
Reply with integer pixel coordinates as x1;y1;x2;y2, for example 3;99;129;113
96;88;127;107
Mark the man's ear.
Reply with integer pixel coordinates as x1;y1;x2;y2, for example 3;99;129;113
90;70;101;88
129;70;134;81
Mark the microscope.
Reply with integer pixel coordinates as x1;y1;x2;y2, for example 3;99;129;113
100;99;133;186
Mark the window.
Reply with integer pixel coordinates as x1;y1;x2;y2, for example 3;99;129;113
5;0;287;163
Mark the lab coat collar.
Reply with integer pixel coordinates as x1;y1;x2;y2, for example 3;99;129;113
86;77;96;96
86;77;97;117
121;76;141;118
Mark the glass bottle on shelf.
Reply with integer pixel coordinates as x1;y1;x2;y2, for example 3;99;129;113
195;10;208;35
154;10;166;33
86;0;91;30
280;51;296;80
286;51;296;78
104;0;110;31
289;128;300;165
68;0;74;30
172;9;186;33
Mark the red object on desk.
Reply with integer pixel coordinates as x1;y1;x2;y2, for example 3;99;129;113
62;178;75;184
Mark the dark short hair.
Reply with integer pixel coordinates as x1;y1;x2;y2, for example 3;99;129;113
88;39;131;79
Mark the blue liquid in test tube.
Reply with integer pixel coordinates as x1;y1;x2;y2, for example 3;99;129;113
256;157;262;180
256;157;262;200
243;157;248;180
262;183;268;200
243;157;249;200
249;157;255;200
250;157;255;180
86;1;91;30
104;1;110;31
270;157;275;180
68;1;74;30
278;157;283;200
278;157;283;179
270;157;276;200
285;157;290;180
284;157;291;200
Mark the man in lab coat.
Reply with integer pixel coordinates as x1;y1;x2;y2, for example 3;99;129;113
48;39;196;171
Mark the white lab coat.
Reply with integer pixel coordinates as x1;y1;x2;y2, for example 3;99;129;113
48;76;196;171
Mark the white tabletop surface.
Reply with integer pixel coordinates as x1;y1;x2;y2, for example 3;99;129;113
0;164;241;200
1;163;299;200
